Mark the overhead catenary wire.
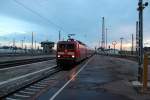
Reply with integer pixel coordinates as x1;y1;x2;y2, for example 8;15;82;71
13;0;65;32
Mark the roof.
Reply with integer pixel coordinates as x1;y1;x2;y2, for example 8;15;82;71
58;39;86;46
41;41;54;45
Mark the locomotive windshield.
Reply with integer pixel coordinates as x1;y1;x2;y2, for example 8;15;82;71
58;44;75;50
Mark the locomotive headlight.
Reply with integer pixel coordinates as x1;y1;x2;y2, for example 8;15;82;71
57;55;61;58
72;55;75;58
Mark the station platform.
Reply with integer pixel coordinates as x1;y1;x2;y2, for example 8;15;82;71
37;55;150;100
0;55;55;63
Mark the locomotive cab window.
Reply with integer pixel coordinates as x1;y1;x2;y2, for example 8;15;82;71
58;44;65;50
58;44;75;50
67;44;75;50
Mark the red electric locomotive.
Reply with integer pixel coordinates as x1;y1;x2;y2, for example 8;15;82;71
56;39;91;68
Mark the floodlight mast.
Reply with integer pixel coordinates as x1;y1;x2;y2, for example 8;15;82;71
137;0;148;82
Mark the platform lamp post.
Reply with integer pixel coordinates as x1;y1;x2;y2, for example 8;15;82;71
137;0;148;82
112;41;117;54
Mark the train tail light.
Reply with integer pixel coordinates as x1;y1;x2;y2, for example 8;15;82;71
58;55;61;58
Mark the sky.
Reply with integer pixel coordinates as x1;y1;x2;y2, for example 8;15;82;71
0;0;149;50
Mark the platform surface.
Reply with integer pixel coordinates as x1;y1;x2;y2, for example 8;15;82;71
37;55;150;100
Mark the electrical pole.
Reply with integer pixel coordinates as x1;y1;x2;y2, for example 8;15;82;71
137;0;148;82
13;38;16;54
21;40;23;49
59;30;61;41
35;40;36;50
25;45;27;54
32;32;34;50
13;38;15;47
31;32;34;55
24;37;26;52
131;34;134;55
112;41;117;54
120;37;124;53
106;28;108;49
102;17;105;49
136;21;139;55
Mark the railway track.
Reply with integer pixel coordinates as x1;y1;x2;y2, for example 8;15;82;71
1;65;60;100
0;57;55;68
0;56;92;99
0;53;46;57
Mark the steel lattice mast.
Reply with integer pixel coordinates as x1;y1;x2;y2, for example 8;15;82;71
101;17;105;49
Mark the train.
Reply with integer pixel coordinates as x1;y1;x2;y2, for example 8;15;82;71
56;38;93;69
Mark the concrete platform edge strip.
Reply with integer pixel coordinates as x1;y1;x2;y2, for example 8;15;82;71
49;56;94;100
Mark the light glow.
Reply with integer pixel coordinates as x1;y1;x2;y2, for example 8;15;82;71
72;55;75;58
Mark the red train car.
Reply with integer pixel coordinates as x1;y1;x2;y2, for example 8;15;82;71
56;39;91;68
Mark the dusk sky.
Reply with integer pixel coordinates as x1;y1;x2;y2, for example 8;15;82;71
0;0;149;49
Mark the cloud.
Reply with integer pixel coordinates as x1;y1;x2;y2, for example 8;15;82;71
0;0;149;49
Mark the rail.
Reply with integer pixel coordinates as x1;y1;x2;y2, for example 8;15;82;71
0;65;59;99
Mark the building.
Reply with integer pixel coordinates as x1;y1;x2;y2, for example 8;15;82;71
41;41;54;54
